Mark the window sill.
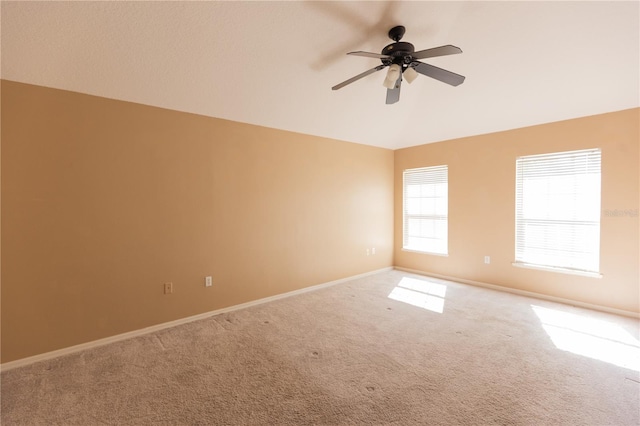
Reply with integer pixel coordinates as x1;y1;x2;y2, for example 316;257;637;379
402;248;449;257
512;262;602;278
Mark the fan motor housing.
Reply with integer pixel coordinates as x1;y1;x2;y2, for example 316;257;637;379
381;42;415;64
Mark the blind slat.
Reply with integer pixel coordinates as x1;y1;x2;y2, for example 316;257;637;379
515;149;601;273
403;165;448;255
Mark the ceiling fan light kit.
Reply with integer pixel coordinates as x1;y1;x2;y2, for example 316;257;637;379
332;26;465;104
382;64;401;89
403;66;419;84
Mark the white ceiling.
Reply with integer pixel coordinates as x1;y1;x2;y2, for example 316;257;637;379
2;1;638;150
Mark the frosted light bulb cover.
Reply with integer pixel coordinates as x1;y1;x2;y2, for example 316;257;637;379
404;67;418;84
382;64;401;89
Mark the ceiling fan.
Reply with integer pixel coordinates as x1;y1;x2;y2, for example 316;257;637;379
332;26;465;104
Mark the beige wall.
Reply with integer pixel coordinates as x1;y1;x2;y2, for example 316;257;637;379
1;81;394;362
2;80;637;364
395;108;639;313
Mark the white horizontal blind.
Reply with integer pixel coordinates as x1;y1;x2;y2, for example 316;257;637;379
403;165;448;255
515;149;601;273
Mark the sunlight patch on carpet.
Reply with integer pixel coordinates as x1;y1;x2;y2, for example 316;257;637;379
532;305;640;372
388;277;447;313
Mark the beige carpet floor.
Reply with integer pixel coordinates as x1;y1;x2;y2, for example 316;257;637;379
2;270;639;425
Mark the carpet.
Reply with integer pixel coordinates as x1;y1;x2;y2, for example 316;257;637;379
2;270;639;425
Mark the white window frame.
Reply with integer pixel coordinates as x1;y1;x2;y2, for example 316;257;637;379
402;165;448;256
514;148;602;277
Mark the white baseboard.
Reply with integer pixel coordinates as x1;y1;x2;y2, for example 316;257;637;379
394;266;640;319
1;267;393;372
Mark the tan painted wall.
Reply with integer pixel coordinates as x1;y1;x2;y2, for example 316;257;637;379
1;80;394;362
2;79;637;363
395;108;640;314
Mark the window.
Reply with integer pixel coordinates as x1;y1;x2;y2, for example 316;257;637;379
403;165;448;255
515;148;601;275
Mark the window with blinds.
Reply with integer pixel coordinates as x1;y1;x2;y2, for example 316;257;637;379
515;148;601;275
403;165;448;255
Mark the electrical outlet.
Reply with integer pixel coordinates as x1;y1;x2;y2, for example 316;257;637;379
372;247;376;255
484;256;491;264
366;248;370;256
205;276;212;287
164;282;173;294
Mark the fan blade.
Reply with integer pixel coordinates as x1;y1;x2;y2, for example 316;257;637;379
412;45;462;60
348;51;392;60
413;62;465;86
332;65;387;90
386;76;402;104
